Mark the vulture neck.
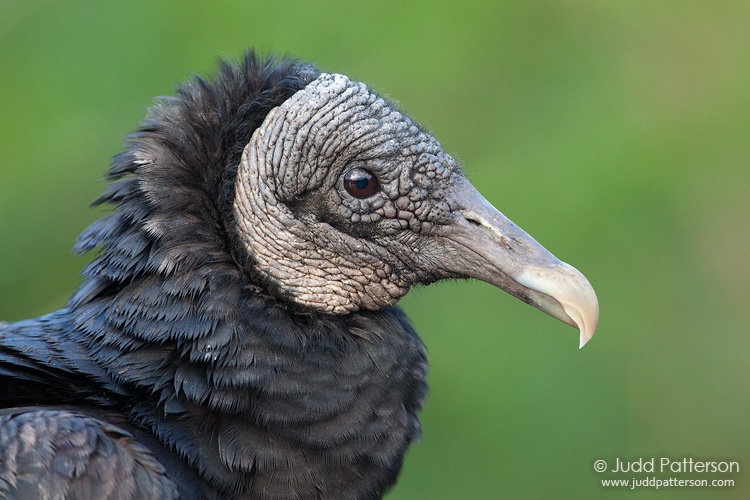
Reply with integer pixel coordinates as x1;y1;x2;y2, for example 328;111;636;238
72;270;427;496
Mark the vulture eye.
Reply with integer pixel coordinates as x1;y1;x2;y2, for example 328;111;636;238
343;168;380;199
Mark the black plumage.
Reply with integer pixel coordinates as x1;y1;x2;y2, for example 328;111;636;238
0;52;598;499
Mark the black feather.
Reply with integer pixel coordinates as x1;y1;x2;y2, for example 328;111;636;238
0;52;428;499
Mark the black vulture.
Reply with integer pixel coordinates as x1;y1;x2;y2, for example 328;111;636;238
0;52;598;499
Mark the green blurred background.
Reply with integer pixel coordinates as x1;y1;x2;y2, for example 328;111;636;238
1;1;748;498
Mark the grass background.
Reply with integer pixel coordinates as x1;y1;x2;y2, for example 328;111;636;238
1;1;748;498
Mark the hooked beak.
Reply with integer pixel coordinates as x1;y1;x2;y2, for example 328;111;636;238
435;177;599;348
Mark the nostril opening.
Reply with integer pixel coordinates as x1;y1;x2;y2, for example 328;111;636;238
464;212;508;247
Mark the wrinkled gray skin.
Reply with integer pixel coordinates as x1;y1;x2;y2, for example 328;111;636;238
235;73;598;344
235;73;454;313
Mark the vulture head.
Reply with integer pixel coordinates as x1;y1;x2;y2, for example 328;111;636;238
229;71;598;345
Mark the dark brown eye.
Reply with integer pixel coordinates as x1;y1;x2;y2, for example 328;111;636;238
343;168;380;199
